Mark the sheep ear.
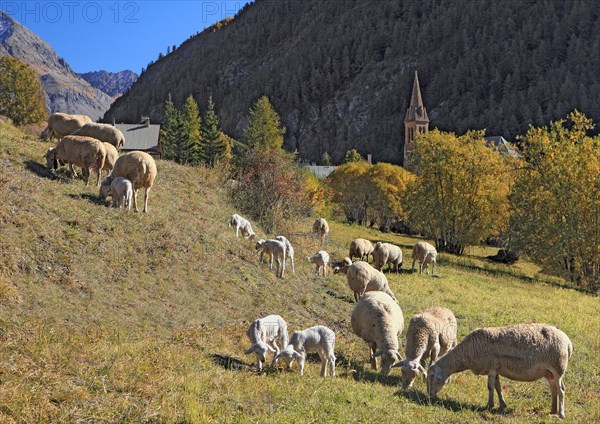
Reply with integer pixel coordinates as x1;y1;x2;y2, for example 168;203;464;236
244;345;256;355
392;359;407;368
53;158;59;170
373;350;384;358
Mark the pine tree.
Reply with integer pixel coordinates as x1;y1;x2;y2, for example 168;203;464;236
160;94;183;162
181;95;202;164
199;96;228;166
241;96;285;150
0;56;47;126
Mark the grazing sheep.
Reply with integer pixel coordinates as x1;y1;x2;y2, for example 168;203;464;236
393;307;457;388
349;238;374;262
99;176;133;210
275;235;295;274
333;257;353;275
41;113;92;140
255;239;286;278
274;326;336;377
372;242;403;273
307;251;330;277
428;323;573;419
44;135;106;186
101;142;119;177
228;214;256;239
73;122;125;149
100;151;157;213
345;261;397;302
244;315;289;372
411;241;437;274
312;218;329;244
351;291;404;375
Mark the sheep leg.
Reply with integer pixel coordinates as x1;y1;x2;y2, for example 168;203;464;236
557;377;566;419
291;257;295;274
329;353;336;377
269;253;274;270
132;189;139;212
298;353;306;376
411;258;416;272
369;342;378;370
430;343;441;366
69;163;77;178
495;375;506;412
549;377;558;415
143;187;150;213
486;374;496;410
318;351;327;377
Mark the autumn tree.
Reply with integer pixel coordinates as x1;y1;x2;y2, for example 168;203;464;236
510;111;599;289
327;161;372;224
241;96;285;150
181;95;202;164
404;129;511;255
0;56;47;125
343;148;362;163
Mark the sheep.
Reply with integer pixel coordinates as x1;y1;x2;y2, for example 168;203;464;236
372;242;403;273
333;257;353;275
312;218;329;244
307;251;330;277
41;113;92;140
411;241;437;274
392;306;457;388
102;142;119;177
98;176;133;210
72;122;125;149
351;291;404;375
228;214;256;239
428;323;573;419
349;238;374;262
255;239;286;278
275;235;295;274
273;326;336;377
44;135;106;186
244;314;289;372
345;261;397;302
100;151;157;213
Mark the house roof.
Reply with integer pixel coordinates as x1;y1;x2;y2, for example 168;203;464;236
299;164;337;179
116;123;161;152
484;136;521;158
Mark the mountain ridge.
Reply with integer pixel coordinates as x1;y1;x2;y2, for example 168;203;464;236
78;70;138;98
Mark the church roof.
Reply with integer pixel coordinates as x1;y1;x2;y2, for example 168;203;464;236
404;71;429;123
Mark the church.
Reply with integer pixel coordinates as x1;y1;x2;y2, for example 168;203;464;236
403;71;429;171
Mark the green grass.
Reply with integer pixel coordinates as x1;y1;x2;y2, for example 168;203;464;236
0;121;599;422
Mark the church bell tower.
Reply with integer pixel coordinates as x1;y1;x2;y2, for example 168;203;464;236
403;71;429;170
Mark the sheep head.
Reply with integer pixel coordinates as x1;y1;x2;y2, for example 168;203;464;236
394;359;428;388
255;239;265;250
99;176;113;200
44;148;58;170
273;345;303;370
374;349;403;376
427;364;449;396
244;341;275;363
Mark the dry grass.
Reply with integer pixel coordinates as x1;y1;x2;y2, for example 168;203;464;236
0;121;598;422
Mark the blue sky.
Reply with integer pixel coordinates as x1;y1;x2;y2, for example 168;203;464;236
1;0;250;74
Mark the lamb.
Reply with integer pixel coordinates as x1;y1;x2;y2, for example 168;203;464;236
72;122;125;149
99;176;133;210
41;113;92;140
351;291;404;375
428;323;573;419
244;314;289;372
255;239;286;278
275;235;295;274
312;218;329;244
307;251;330;277
393;306;457;388
44;135;106;186
349;238;374;262
273;326;336;377
228;214;256;239
411;241;438;274
99;151;157;213
101;142;119;177
372;242;403;273
345;261;397;302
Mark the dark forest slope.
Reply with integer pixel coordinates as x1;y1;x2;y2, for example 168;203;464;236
104;0;600;164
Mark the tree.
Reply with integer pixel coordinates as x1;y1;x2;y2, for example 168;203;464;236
160;95;185;162
199;96;229;166
241;96;285;150
321;151;331;166
343;149;362;163
510;111;599;289
327;162;372;224
404;129;511;255
181;95;202;164
0;56;47;126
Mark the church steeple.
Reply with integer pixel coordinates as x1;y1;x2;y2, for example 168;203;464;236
403;71;429;170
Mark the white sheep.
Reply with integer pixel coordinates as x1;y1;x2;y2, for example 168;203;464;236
274;326;336;377
345;261;397;302
275;235;295;274
307;251;330;277
349;238;374;262
428;323;573;419
228;213;256;239
41;113;92;140
100;151;157;213
73;122;125;149
98;176;133;210
255;239;286;278
393;306;457;388
312;218;329;244
333;257;353;275
44;135;106;186
411;241;437;274
372;242;403;273
244;314;289;372
101;142;119;178
351;291;404;375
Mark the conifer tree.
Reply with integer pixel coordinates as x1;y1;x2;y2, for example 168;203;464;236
241;96;285;150
181;95;202;164
0;56;47;126
199;96;228;165
160;94;184;162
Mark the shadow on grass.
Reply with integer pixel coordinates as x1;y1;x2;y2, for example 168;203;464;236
395;388;484;413
68;192;107;206
211;354;254;372
324;288;354;304
25;160;58;180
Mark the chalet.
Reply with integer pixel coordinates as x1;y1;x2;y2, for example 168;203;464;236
115;117;161;157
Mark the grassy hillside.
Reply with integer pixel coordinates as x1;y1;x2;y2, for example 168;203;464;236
0;121;598;422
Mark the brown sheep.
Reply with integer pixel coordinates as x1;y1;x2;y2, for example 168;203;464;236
44;135;106;186
41;113;92;140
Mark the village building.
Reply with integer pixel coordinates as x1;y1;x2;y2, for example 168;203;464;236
115;117;162;157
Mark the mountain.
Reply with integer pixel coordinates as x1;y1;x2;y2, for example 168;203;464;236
0;11;112;121
78;70;138;98
103;0;600;164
